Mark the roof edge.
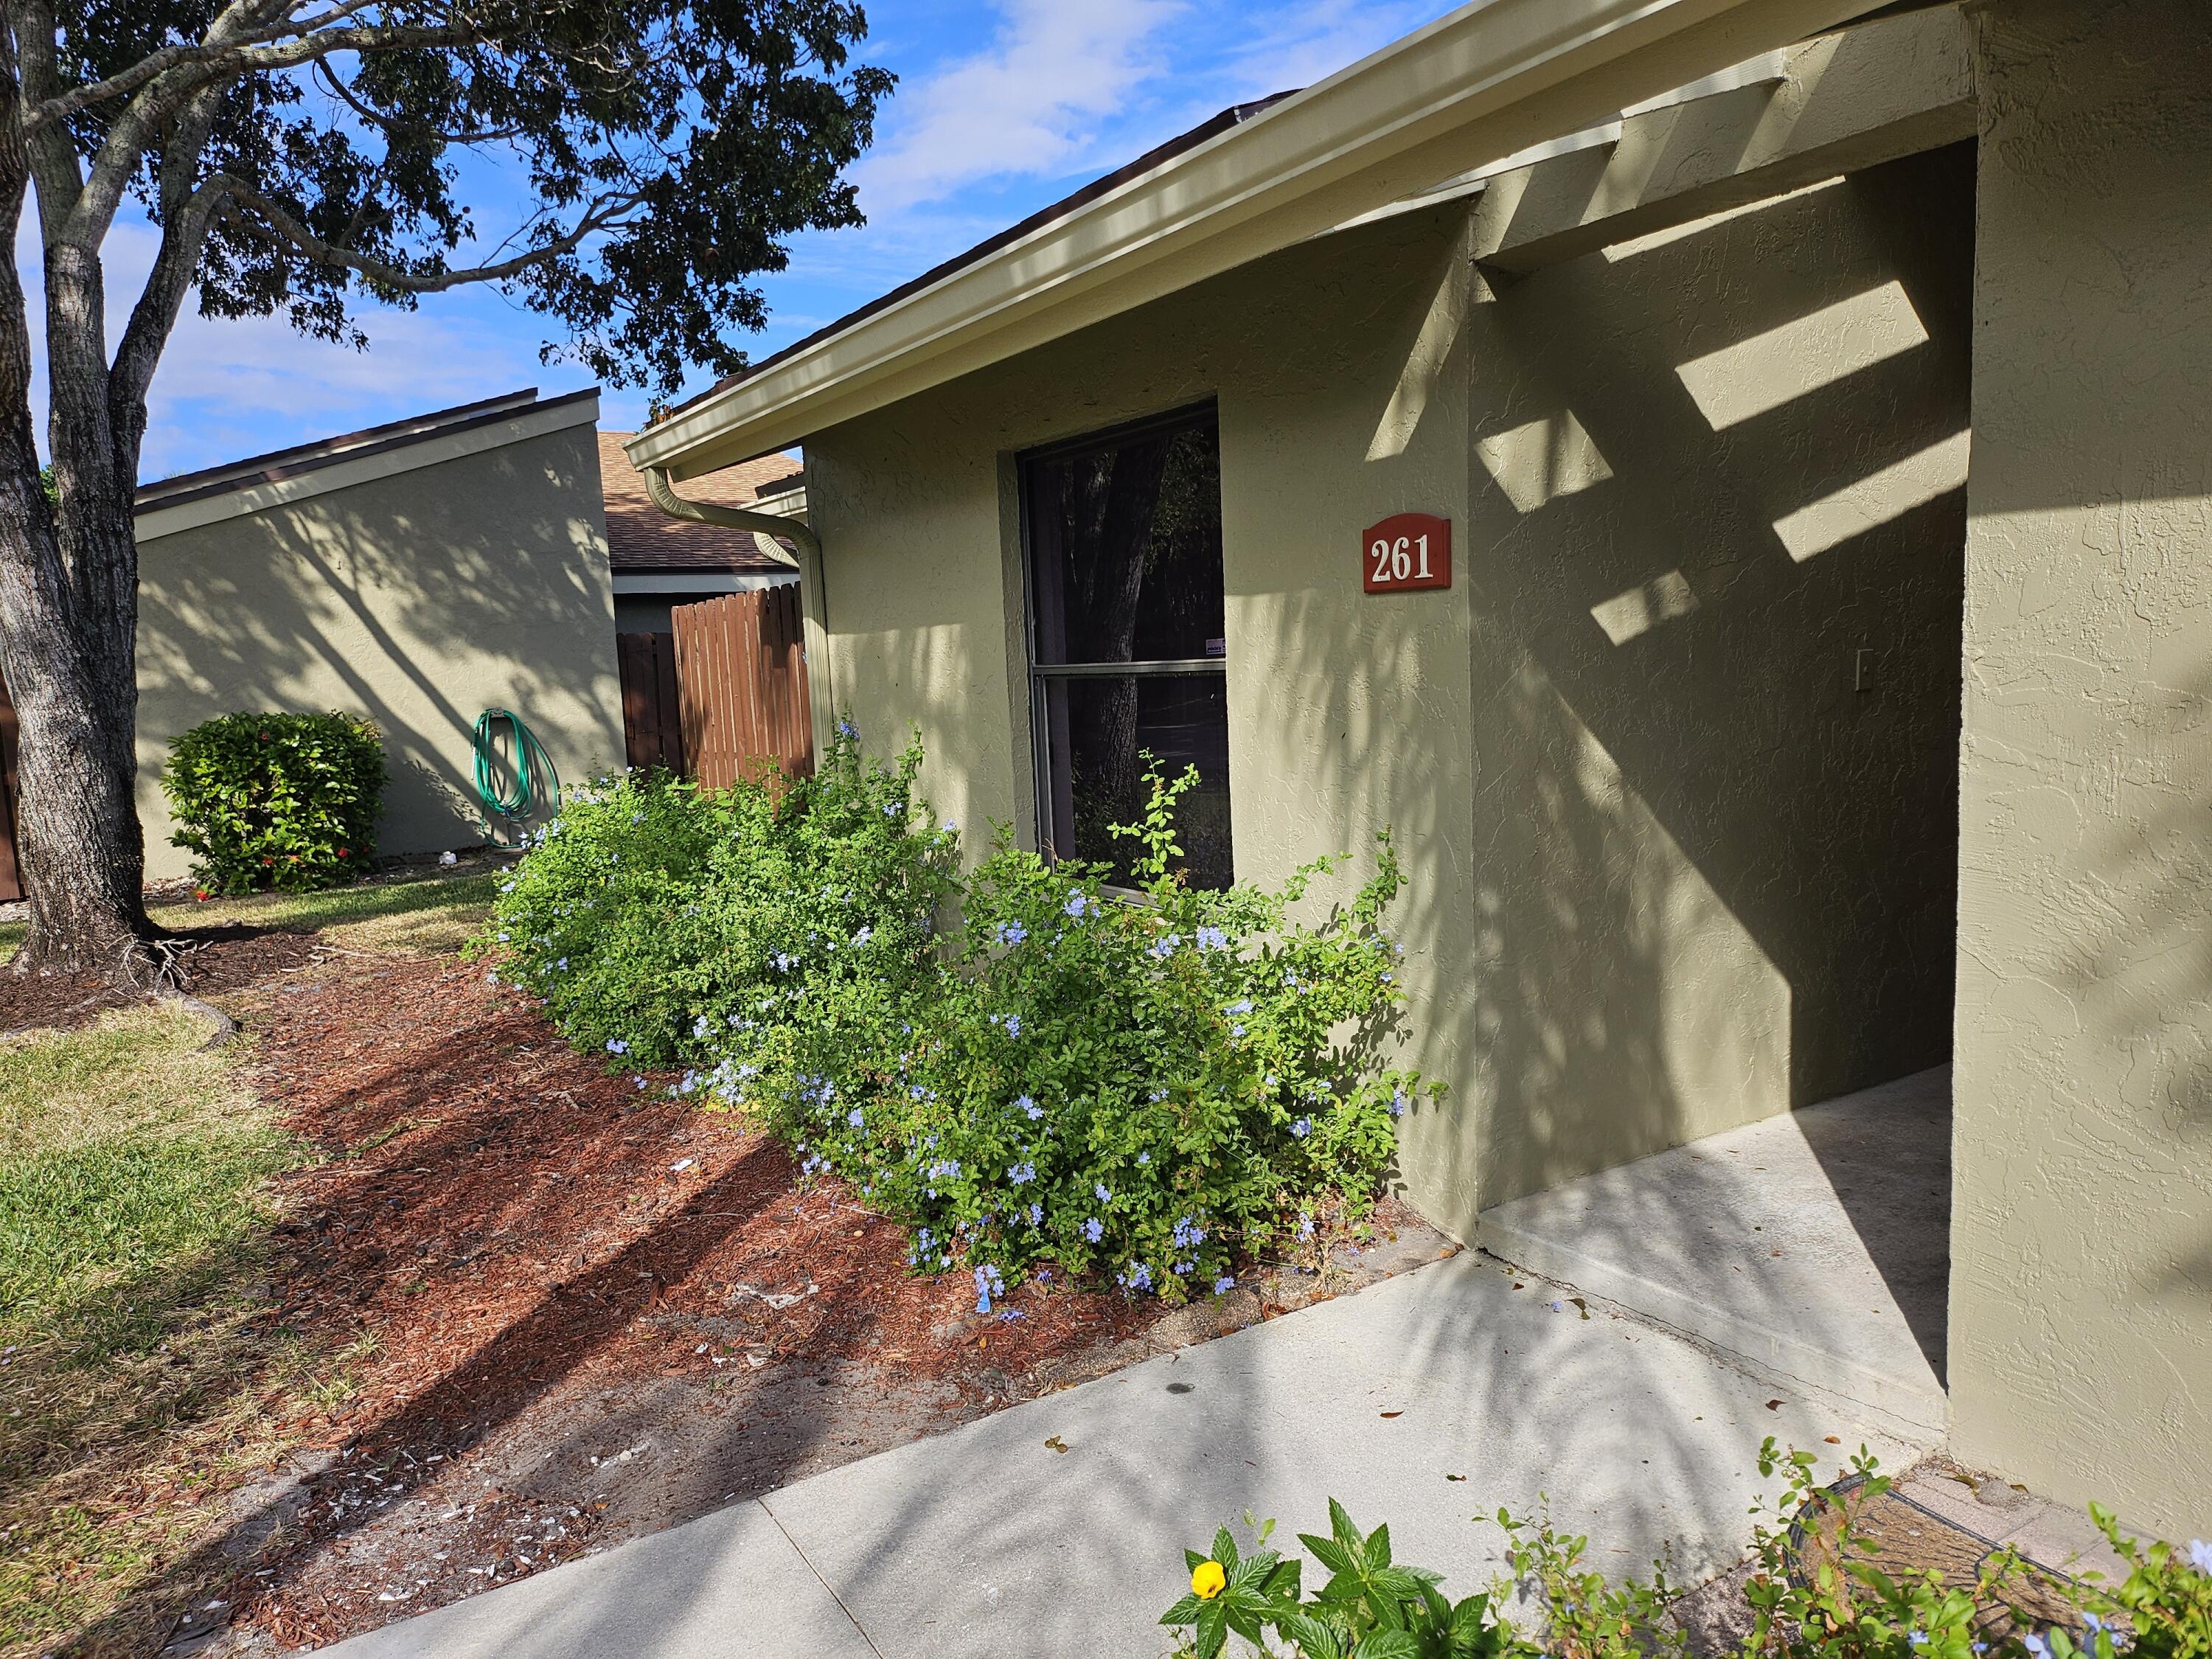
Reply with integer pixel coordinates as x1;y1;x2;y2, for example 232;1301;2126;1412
629;0;1891;478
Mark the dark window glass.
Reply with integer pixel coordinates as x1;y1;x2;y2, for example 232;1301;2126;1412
1026;420;1225;666
1022;406;1231;889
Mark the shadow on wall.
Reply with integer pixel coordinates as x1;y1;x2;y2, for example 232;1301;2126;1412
136;432;622;863
1457;142;1975;1210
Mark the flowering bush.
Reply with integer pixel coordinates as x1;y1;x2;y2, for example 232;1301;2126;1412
487;734;1430;1305
481;730;959;1067
710;762;1430;1305
160;711;384;894
1162;1444;2212;1659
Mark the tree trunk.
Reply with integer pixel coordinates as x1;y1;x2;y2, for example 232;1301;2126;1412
0;427;159;980
0;188;162;979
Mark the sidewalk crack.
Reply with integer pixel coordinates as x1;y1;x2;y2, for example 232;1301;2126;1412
759;1498;888;1658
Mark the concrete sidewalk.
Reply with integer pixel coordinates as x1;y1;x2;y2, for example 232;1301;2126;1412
1476;1068;1952;1430
319;1252;1938;1658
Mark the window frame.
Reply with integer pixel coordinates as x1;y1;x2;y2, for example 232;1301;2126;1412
1015;400;1229;872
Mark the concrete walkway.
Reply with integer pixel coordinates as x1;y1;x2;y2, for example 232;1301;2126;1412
1478;1068;1952;1430
319;1251;1938;1658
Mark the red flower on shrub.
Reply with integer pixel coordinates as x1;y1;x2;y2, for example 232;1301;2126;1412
193;888;210;901
337;848;348;858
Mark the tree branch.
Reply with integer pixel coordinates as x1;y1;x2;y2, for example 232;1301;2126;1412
214;175;643;293
20;0;428;132
111;97;232;426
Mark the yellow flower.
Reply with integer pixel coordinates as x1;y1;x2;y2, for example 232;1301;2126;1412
1191;1559;1227;1601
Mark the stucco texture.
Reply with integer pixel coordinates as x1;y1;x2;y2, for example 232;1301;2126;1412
802;143;1971;1242
135;420;625;879
1949;0;2212;1538
1459;143;1974;1208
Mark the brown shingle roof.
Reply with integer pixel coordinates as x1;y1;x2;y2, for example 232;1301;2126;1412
598;431;802;574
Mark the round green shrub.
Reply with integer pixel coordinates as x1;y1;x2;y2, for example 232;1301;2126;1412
160;712;386;894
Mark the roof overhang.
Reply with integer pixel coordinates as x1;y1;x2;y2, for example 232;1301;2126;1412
627;0;1893;480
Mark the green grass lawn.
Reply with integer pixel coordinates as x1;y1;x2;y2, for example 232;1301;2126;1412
0;868;495;1653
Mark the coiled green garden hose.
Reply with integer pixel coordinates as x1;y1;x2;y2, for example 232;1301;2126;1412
471;708;561;821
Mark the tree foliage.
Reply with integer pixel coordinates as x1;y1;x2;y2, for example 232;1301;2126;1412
32;0;893;396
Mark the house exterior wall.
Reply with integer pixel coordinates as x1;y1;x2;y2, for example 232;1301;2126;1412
135;418;624;878
1950;0;2212;1537
804;152;1969;1237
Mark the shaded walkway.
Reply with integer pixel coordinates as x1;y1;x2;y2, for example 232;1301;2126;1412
1478;1067;1952;1430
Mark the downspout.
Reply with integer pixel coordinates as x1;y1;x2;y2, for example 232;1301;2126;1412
641;463;835;765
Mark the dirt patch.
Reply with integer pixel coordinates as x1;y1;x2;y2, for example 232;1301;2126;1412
111;952;1451;1656
0;929;325;1038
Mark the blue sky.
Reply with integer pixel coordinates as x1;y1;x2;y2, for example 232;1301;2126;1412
43;0;1460;481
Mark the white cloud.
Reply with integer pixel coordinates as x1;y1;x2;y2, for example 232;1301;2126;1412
851;0;1183;214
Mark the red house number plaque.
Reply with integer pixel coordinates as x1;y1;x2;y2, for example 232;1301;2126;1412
1362;512;1452;594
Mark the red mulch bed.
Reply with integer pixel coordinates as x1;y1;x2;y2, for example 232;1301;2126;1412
0;927;324;1036
186;954;1180;1652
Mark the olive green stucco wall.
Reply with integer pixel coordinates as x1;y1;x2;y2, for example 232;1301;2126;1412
804;150;1970;1237
1950;0;2212;1537
1460;144;1974;1206
135;418;625;878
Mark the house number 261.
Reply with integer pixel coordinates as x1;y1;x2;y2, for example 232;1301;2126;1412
1361;512;1453;594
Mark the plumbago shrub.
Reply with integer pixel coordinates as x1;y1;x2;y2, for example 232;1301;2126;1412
161;711;384;893
709;763;1433;1306
1161;1441;2212;1659
482;729;959;1066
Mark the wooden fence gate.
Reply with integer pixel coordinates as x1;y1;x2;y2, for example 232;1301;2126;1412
615;631;683;773
614;585;812;787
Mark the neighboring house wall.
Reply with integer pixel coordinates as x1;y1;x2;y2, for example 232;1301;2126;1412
136;415;625;879
1950;0;2212;1537
804;147;1969;1235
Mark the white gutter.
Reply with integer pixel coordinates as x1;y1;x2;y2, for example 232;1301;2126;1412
641;465;834;764
627;0;1888;479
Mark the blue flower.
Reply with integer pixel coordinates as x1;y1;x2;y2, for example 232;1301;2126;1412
1214;1276;1235;1295
2025;1638;2050;1659
1147;934;1178;960
1290;1118;1312;1139
1018;1095;1043;1121
1027;1203;1043;1225
942;819;957;833
852;925;872;947
1390;1089;1408;1119
973;1263;1005;1314
2191;1540;2212;1573
995;920;1028;947
1082;1217;1103;1243
999;1309;1026;1322
1094;1182;1111;1202
1008;1161;1036;1185
606;1037;629;1054
1196;926;1228;950
1136;1151;1150;1166
847;1108;865;1129
1119;1262;1154;1293
836;717;858;739
1298;1212;1315;1238
1063;891;1099;919
1225;998;1253;1015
